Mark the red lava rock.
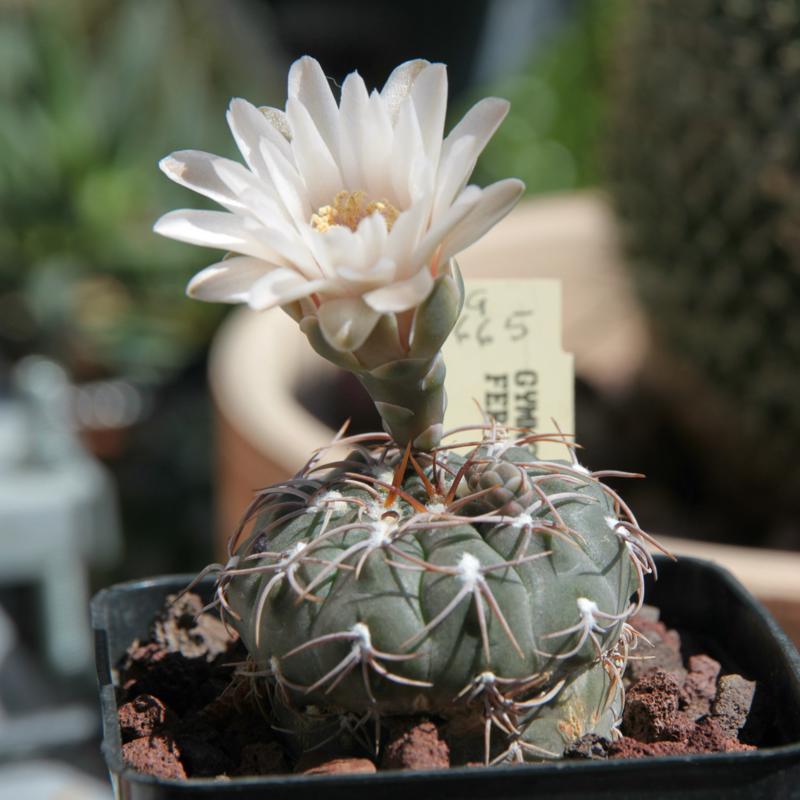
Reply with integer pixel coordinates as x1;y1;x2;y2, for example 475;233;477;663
382;720;450;770
622;670;689;742
609;679;758;761
627;612;686;683
668;713;694;742
688;717;756;754
613;720;744;758
122;735;187;780
680;654;721;720
301;758;377;775
118;694;171;741
236;742;287;776
609;737;693;758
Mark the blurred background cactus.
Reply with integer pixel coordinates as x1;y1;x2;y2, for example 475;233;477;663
607;0;800;529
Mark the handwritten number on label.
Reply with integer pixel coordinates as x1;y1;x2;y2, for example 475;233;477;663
505;309;533;342
465;289;489;316
455;290;534;346
477;318;493;347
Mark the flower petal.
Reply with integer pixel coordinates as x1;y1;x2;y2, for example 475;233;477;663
337;255;396;286
206;157;295;228
317;296;381;351
362;267;434;313
258;138;312;226
154;209;283;261
355;212;390;269
438;178;525;262
387;199;433;278
288;56;340;162
186;168;315;275
338;72;369;189
259;106;292;142
159;151;252;213
154;208;318;275
362;90;395;202
309;224;363;275
412;184;482;270
381;59;429;123
248;268;329;311
442;96;510;164
187;256;273;303
391;97;426;209
410;63;447;169
210;159;285;220
431;135;477;222
433;97;510;219
287;97;344;209
227;98;292;179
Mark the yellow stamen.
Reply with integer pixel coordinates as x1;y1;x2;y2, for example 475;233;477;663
311;190;399;233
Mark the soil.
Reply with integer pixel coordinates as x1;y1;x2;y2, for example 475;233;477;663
117;595;758;779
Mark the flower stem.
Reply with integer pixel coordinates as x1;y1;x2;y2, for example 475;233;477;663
299;261;464;453
359;353;446;450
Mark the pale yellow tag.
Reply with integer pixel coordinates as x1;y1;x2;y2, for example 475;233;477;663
442;278;574;460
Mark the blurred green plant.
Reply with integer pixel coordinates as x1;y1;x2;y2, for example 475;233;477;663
470;0;626;196
0;0;280;382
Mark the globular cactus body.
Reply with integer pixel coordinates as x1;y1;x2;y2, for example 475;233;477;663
216;428;652;763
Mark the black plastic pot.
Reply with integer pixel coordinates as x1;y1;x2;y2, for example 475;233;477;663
92;556;800;799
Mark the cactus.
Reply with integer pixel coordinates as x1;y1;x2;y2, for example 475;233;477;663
201;425;653;763
163;55;659;765
608;0;800;501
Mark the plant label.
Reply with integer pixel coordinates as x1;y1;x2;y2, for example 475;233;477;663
442;278;575;459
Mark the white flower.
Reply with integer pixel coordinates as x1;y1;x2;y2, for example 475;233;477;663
155;56;524;352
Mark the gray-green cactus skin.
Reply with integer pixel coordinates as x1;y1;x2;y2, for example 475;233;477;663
216;428;651;763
